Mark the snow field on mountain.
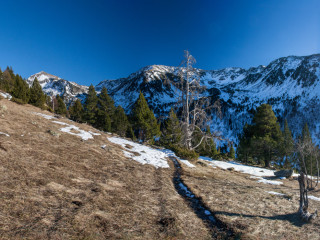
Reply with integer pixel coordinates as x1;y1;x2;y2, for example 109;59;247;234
107;137;195;169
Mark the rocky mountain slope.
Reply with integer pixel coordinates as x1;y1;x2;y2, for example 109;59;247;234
27;71;88;103
29;54;320;144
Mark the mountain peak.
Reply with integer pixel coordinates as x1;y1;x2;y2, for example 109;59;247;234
28;71;61;83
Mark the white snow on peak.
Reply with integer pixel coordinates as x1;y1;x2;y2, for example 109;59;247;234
28;71;61;82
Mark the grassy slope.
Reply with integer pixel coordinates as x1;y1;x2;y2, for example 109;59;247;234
182;160;320;239
0;99;211;240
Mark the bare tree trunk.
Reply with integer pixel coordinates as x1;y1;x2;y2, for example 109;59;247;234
298;172;317;221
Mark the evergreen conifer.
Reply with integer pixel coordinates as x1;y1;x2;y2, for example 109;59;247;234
160;108;182;147
69;99;84;122
282;119;294;168
228;143;236;159
83;85;98;125
29;77;46;109
131;91;160;143
55;95;68;116
112;106;130;136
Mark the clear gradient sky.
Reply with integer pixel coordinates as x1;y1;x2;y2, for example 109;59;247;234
0;0;319;85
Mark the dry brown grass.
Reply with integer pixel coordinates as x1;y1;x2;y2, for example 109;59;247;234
0;99;211;239
181;159;320;239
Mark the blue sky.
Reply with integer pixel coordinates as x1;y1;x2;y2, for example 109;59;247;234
0;0;319;85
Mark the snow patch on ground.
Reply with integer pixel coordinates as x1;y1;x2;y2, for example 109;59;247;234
108;137;170;168
200;156;285;185
33;112;56;120
108;137;195;169
0;132;10;137
0;92;12;100
200;157;275;177
34;113;95;140
59;125;93;140
267;191;285;196
161;149;195;168
89;131;101;136
308;195;320;201
258;179;283;185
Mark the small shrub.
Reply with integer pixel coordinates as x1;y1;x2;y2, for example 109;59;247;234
170;145;199;161
0;104;7;115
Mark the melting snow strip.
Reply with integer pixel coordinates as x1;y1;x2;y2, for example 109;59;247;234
267;191;285;196
0;132;10;137
308;195;320;201
34;113;95;141
33;112;56;120
108;137;170;168
258;179;283;185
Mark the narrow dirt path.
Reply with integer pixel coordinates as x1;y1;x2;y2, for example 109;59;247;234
170;157;238;239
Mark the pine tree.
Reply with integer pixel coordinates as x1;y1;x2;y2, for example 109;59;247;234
55;95;68;116
83;85;98;125
98;87;115;116
29;77;46;109
243;104;283;167
126;126;136;141
12;74;29;103
237;124;253;164
112;106;130;136
282;119;294;168
95;86;115;132
160;108;182;147
69;99;84;122
131;91;160;143
228;143;236;159
0;69;14;92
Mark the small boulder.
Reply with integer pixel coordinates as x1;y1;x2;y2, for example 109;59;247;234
227;167;235;171
274;169;293;178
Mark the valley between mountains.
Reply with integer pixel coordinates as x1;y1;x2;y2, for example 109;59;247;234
1;98;320;239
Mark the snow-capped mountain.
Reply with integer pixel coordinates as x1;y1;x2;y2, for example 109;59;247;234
27;71;88;103
97;54;320;144
28;54;320;145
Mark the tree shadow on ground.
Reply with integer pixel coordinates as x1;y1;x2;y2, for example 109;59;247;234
214;210;310;227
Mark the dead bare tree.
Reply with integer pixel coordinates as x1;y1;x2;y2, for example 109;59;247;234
296;138;318;221
173;50;221;150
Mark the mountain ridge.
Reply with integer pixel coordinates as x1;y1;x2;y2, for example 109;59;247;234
27;53;320;145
